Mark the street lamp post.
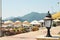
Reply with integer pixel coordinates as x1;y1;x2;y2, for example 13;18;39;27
44;11;53;37
0;18;3;37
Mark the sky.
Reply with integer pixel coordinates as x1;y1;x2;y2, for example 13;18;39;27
2;0;60;19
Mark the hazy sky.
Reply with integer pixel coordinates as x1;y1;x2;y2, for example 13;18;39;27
2;0;60;19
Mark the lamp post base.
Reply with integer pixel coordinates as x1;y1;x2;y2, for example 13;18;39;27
46;34;52;37
46;27;52;37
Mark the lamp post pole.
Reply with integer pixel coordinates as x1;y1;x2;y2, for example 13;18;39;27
0;17;2;37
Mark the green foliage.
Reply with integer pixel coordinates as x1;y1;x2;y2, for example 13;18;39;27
32;26;39;31
53;22;56;27
13;27;28;34
6;26;12;28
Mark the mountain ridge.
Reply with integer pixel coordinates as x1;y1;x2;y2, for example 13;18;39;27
22;12;47;22
3;12;48;22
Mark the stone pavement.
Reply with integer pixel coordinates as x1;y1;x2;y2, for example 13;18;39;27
0;26;60;40
0;29;46;40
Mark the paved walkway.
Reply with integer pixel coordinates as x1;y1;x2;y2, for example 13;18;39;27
0;26;60;40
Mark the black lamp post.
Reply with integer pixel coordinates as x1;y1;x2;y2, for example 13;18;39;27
44;11;53;37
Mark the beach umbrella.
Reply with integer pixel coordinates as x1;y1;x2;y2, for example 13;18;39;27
14;20;22;25
39;20;44;23
23;21;30;27
53;19;60;22
30;20;40;25
4;20;13;24
23;21;29;24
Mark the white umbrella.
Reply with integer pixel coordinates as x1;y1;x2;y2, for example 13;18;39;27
53;19;60;22
30;20;40;25
4;20;13;24
39;20;44;23
2;25;7;27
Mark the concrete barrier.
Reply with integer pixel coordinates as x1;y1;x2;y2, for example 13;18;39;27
37;38;59;40
36;36;60;40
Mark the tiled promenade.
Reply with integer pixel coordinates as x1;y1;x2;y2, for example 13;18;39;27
0;26;60;40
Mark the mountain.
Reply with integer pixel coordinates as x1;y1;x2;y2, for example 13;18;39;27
22;12;47;22
3;16;25;22
3;12;49;22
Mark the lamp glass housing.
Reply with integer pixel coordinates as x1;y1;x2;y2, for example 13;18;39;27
44;19;52;27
